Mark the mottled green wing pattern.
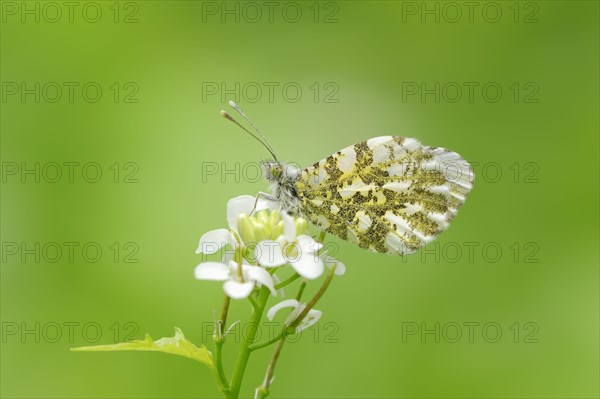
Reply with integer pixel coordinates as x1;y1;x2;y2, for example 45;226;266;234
294;136;473;255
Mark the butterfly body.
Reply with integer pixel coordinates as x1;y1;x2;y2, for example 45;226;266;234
261;161;303;215
263;136;473;255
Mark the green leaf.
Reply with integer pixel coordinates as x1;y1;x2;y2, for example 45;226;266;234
71;327;214;370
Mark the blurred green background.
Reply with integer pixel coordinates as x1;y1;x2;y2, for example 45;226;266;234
1;1;598;398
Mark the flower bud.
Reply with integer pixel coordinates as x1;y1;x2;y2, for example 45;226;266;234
237;214;256;244
237;209;304;246
252;221;270;243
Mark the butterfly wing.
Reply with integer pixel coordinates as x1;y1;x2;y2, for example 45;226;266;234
293;136;473;255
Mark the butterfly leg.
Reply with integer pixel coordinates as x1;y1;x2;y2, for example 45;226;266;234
250;191;279;216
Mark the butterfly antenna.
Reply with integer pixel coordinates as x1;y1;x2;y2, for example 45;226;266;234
220;109;279;161
228;101;279;160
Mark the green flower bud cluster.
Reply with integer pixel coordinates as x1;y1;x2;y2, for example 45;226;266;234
236;210;308;244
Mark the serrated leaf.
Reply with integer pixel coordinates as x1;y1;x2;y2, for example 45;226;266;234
71;327;214;369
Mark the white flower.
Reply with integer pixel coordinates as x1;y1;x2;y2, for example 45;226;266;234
194;260;276;299
267;299;322;333
195;194;345;298
255;212;324;279
195;195;270;254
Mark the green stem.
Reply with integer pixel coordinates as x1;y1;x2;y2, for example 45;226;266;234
317;231;326;243
214;343;227;392
256;339;285;399
295;280;307;301
247;294;259;311
249;330;285;352
214;295;231;394
291;265;336;327
257;266;337;398
220;296;231;328
274;272;300;290
235;246;244;282
228;286;271;398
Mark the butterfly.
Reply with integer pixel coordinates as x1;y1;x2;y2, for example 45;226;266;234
220;101;474;255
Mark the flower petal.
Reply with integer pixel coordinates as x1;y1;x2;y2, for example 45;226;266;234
194;262;230;281
281;212;296;242
245;265;277;296
227;195;270;231
226;258;249;270
256;240;287;267
227;195;256;230
222;249;236;264
266;299;299;321
290;253;324;280
296;235;323;253
196;229;235;254
323;255;346;276
297;309;322;333
223;280;255;299
227;260;250;284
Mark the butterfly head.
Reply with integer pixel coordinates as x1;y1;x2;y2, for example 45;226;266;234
261;161;300;183
220;101;301;212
